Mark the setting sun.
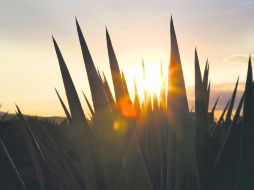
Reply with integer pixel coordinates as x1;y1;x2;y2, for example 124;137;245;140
123;60;168;106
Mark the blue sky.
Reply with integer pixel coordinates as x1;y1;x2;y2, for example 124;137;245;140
0;0;253;116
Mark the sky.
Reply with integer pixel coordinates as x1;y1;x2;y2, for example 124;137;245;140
0;0;253;116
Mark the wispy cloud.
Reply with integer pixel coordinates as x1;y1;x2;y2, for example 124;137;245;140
222;53;251;66
241;0;253;6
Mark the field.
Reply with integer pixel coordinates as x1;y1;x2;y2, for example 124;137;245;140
0;18;253;190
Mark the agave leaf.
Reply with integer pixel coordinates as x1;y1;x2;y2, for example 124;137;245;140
115;129;154;190
211;96;219;120
194;48;210;189
97;69;114;113
167;17;189;116
238;56;254;189
0;111;8;126
65;107;108;190
153;93;159;111
214;93;244;166
195;48;208;122
120;71;132;108
210;99;231;139
82;91;95;119
76;19;111;114
134;79;141;112
0;138;28;190
218;99;231;124
232;94;244;126
34;125;84;190
225;77;239;124
55;88;72;124
97;68;103;82
136;108;164;189
102;72;117;113
106;28;126;102
207;81;211;112
16;106;49;190
147;94;152;112
167;17;200;190
203;60;209;92
203;61;210;112
52;37;88;128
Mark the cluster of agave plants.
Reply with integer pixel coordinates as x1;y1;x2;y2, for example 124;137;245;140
0;17;254;190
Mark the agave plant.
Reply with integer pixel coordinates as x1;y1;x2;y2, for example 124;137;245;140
0;17;253;190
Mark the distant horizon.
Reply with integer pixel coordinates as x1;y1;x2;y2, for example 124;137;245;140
0;81;246;119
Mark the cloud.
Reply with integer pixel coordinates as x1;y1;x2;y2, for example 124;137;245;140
222;53;251;66
241;0;253;6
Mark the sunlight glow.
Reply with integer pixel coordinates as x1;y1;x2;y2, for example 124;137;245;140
113;118;128;134
118;96;137;118
123;60;168;106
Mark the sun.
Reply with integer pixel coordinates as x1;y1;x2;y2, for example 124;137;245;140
123;60;167;105
144;72;161;97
